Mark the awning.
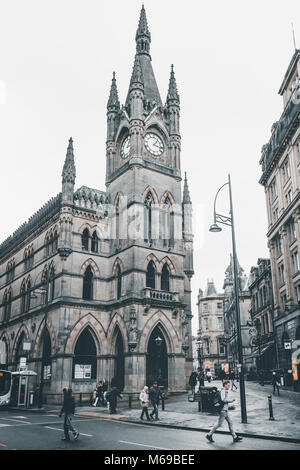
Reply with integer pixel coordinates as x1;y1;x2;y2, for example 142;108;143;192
248;344;273;359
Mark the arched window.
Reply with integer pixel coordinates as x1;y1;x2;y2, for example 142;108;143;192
48;266;55;302
20;281;26;314
73;328;97;380
83;265;93;300
0;338;8;368
91;231;99;253
116;265;122;299
144;192;154;243
25;278;31;312
82;229;90;251
161;264;170;291
161;196;172;248
146;261;156;289
3;289;12;322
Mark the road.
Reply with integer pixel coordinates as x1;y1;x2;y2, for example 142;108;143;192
0;409;299;451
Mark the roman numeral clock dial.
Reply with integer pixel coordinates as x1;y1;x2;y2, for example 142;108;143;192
144;132;164;157
121;136;130;159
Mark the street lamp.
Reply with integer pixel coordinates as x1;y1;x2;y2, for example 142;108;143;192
196;339;203;370
209;174;247;423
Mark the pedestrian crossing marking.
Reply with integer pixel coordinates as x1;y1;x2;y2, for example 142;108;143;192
0;424;11;427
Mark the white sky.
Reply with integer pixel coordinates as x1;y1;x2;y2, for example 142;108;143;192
0;0;299;335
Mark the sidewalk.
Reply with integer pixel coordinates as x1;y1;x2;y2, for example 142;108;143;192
74;380;300;443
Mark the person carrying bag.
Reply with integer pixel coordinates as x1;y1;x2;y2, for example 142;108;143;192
139;386;151;421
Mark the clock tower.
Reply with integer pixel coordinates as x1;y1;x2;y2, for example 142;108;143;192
105;5;194;392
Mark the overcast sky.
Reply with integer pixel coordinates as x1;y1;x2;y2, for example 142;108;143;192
0;0;299;334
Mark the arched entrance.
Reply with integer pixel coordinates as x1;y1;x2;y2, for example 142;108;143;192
113;328;125;391
73;328;97;380
146;325;168;388
41;329;52;381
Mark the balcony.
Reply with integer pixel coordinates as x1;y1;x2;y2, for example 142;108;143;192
142;287;179;303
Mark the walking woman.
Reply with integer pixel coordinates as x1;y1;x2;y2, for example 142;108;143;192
139;386;151;421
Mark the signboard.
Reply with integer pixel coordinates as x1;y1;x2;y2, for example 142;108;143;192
284;342;292;350
292;358;298;381
43;365;51;380
74;364;92;379
19;357;27;368
221;363;229;374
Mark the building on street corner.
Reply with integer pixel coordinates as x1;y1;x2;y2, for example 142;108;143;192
259;49;300;391
0;6;194;403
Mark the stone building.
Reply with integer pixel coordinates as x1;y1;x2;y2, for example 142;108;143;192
259;49;300;388
0;6;194;403
222;256;253;374
196;280;226;377
248;258;276;374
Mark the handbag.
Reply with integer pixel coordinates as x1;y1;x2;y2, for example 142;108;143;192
141;401;149;408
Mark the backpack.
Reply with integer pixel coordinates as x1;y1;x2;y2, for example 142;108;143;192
213;390;224;412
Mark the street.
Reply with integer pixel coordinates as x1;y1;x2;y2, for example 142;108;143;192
0;409;299;451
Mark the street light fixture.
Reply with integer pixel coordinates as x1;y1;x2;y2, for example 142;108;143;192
209;174;247;423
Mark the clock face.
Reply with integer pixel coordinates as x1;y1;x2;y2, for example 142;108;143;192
121;136;130;159
144;133;164;157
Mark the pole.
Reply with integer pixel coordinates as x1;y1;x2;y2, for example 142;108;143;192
38;265;49;408
228;174;247;423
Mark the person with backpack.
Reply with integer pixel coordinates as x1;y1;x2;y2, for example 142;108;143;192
59;386;79;442
206;380;242;443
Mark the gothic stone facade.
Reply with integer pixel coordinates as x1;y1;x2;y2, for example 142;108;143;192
0;6;194;403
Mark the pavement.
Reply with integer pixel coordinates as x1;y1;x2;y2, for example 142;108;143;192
11;380;300;444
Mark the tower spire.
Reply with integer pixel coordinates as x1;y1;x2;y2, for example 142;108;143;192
107;71;120;110
62;137;76;204
136;4;151;56
183;172;191;204
166;64;180;104
130;55;144;88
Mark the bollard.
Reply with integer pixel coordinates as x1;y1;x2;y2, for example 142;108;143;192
129;395;132;409
162;398;165;411
268;394;275;421
79;393;82;405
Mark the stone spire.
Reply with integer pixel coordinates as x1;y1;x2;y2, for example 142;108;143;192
62;138;76;184
135;4;151;56
183;172;191;204
107;71;120;110
61;138;76;205
130;55;144;88
166;64;180;104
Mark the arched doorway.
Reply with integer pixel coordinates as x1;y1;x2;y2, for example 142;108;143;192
146;325;168;388
41;329;52;381
0;338;8;369
113;328;125;391
73;328;97;380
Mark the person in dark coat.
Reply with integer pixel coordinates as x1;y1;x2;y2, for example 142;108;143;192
196;369;205;388
149;381;163;420
189;371;198;394
108;386;123;414
59;387;79;441
272;371;280;396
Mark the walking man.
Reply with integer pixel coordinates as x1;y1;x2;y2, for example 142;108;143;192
206;380;242;443
230;371;237;391
272;371;280;396
149;381;163;420
59;387;79;442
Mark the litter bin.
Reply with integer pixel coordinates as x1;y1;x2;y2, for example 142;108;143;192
198;386;218;412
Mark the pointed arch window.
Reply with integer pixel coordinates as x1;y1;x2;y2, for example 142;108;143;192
3;289;12;322
48;265;55;302
73;328;97;380
20;281;26;314
116;265;122;300
91;231;99;253
161;196;173;248
144;191;154;243
146;261;156;289
83;265;93;300
82;228;90;251
161;264;170;292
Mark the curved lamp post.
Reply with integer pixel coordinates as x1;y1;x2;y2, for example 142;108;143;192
209;174;247;423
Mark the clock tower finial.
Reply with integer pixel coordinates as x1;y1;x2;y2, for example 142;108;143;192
136;4;151;56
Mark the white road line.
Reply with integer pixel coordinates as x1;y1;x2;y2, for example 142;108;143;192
0;424;11;427
119;440;171;450
0;417;31;424
45;426;93;437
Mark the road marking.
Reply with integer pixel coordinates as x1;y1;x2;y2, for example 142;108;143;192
45;426;93;437
119;440;170;450
0;443;7;447
13;416;27;419
0;424;11;427
0;417;31;424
